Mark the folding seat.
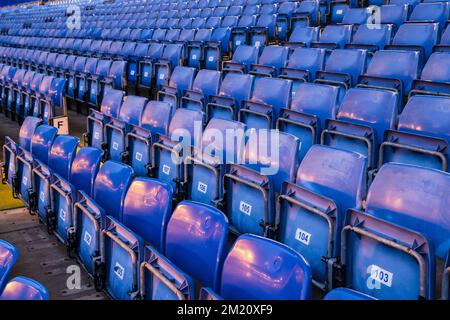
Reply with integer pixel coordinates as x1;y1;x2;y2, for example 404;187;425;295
35;51;49;74
125;101;173;177
137;43;164;89
230;15;257;51
151;29;167;43
31;134;79;228
140;201;228;300
22;73;44;119
66;56;87;99
324;288;376;300
249;14;277;48
97;176;173;299
379;95;450;172
0;65;16;110
315;49;367;92
386;23;439;63
286;26;320;47
140;29;154;41
206;73;254;121
178;18;193;29
155;19;168;30
98;41;113;58
291;0;320;29
321;88;398;169
44;52;58;75
312;25;353;50
89;40;104;58
158;66;196;110
411;52;450;96
51;147;102;245
49;54;67;77
275;1;298;42
73;58;99;104
130;29;143;42
181;70;222;114
107;41;125;59
201;8;213;18
409;2;449;32
84;87;124;150
228;6;243;16
14;124;58;207
187;28;212;69
213;6;228;17
435;24;450;51
277;144;366;289
104;95;148;162
346;24;393;52
154;44;185;90
0;276;49;300
341;7;375;25
239;77;291;130
358;50;420;99
0;239;19;294
243;4;260;16
222;45;259;74
184;118;246;206
202;28;233;70
72;161;134;275
177;28;196;44
341;163;450;299
85;59;113;107
5;69;26;119
249;45;289;77
200;234;312;300
164;29;181;43
151;108;203;196
223;129;299;236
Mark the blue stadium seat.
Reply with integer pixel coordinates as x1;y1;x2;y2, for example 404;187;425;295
140;201;228;299
249;45;289;77
206;73;254;121
324;288;377;300
138;43;165;89
230;15;257;51
411;52;450;96
291;0;320;29
224;130;299;236
0;239;19;294
181;69;221;113
435;24;450;51
15;124;57;207
341;163;450;299
276;1;298;42
32;134;79;228
277;145;367;290
239;77;291;130
409;2;449;31
379;4;409;29
184;118;246;206
287;26;320;48
380;95;450;171
154;44;185;90
125;101;173;177
51;147;102;245
341;7;374;25
72;161;133;275
222;45;259;74
322;87;398;169
201;234;312;300
277;82;339;160
0;276;49;300
187;28;212;68
157;66;196;109
84;87;124;150
358;50;420;99
346;24;393;52
104;95;148;162
312;25;353;49
203;27;232;70
151;108;203;197
249;13;277;48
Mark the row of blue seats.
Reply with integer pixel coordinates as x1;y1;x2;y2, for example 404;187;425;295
0;64;66;122
2;116;449;299
0;239;49;300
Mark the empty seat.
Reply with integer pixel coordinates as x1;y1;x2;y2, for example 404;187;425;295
287;26;320;48
72;161;134;275
154;44;185;90
409;2;449;31
51;147;102;245
277;82;340;160
380;95;450;171
201;234;312;300
125;101;173;176
358;50;420;98
206;73;254;121
184;118;246;206
346;24;393;51
249;45;289;77
140;201;228;299
0;276;49;300
224;130;299;235
157;66;196;109
322;88;398;169
411;52;450;96
138;43;165;89
222;45;259;74
379;4;409;29
181;69;221;112
291;0;320;29
239;77;291;130
341;163;450;299
104;95;148;162
277;145;367;289
249;13;277;48
0;239;18;294
203;27;233;70
312;25;353;49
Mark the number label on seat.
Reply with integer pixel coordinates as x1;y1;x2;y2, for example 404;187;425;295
239;201;252;216
112;142;119;150
368;264;393;287
114;262;125;280
197;181;207;194
295;228;311;246
60;208;66;222
135;152;142;162
84;231;92;246
162;164;170;175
